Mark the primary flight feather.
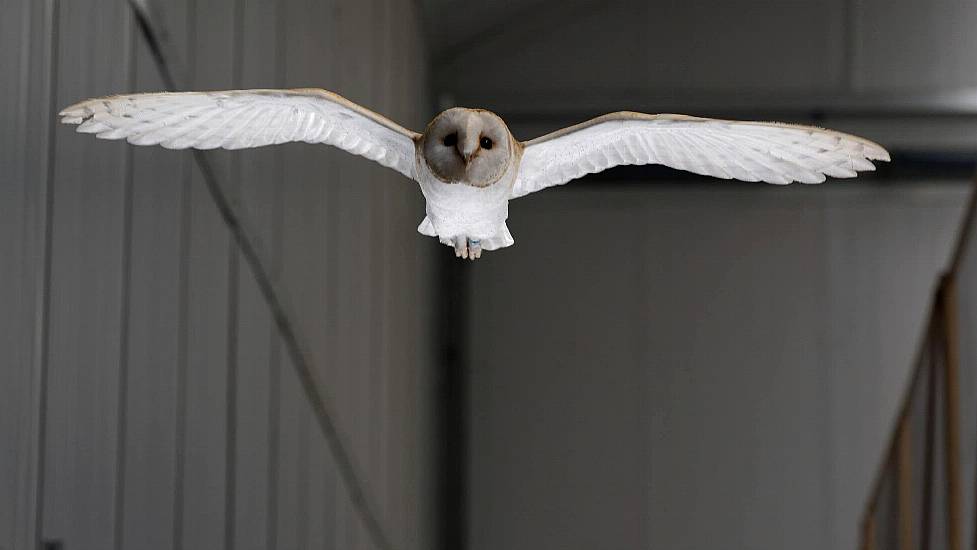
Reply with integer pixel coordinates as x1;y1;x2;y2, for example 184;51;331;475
61;88;890;260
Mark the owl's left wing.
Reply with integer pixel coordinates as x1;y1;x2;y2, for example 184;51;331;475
511;112;890;199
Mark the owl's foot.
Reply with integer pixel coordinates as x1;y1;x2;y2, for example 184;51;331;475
469;238;482;260
453;236;482;260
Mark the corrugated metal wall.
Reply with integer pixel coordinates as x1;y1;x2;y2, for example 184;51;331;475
0;1;437;550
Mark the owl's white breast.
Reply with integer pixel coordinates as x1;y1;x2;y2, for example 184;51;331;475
414;152;518;241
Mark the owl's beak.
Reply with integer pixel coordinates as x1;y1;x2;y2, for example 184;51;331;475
458;136;478;166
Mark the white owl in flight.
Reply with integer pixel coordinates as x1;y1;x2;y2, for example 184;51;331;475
61;88;889;260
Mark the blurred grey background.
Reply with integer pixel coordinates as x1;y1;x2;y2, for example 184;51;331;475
1;1;975;550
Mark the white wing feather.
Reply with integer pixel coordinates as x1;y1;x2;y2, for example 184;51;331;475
60;89;420;180
512;112;890;198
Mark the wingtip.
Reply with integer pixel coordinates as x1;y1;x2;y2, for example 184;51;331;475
59;95;112;120
59;100;91;118
59;108;83;120
858;140;890;163
58;103;80;116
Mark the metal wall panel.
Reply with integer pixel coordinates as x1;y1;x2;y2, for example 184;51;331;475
1;0;436;549
179;0;236;545
233;0;283;547
116;1;190;547
0;1;53;549
0;0;30;546
277;0;341;547
40;1;134;548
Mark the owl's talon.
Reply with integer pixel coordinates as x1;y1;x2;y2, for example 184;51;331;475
450;236;484;260
468;238;482;260
454;236;468;259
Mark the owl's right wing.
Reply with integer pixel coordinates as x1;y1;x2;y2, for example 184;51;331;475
60;88;420;180
511;112;890;198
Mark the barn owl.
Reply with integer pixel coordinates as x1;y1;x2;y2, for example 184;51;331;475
61;88;890;260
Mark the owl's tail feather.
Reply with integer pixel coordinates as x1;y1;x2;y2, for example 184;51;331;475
417;217;514;251
416;216;438;238
481;223;514;251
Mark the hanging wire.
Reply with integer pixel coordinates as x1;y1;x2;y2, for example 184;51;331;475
125;2;396;549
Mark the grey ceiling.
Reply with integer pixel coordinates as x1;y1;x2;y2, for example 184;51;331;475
420;0;977;151
420;0;555;52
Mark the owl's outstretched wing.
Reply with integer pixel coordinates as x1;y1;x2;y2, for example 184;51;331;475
60;88;420;180
511;112;890;199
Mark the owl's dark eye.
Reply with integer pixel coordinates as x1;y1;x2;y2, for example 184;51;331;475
480;136;493;149
442;133;457;147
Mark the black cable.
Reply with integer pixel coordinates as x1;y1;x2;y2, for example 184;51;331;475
125;2;395;549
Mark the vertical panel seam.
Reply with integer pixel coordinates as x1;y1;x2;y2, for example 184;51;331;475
225;251;239;550
112;5;138;549
818;188;837;547
172;149;192;550
13;0;34;544
324;2;343;546
265;2;288;548
224;0;245;548
32;0;61;545
171;3;198;547
634;200;651;549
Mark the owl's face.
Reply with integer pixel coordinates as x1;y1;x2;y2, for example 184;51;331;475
421;108;513;187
